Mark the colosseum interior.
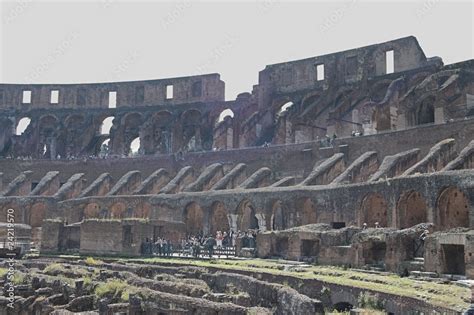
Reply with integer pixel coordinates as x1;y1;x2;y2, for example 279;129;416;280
1;36;474;314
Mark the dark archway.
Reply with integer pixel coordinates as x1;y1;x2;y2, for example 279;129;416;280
416;97;435;125
333;302;353;312
237;200;258;231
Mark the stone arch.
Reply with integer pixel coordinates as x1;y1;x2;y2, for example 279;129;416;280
210;201;230;235
38;114;59;158
359;193;388;228
184;202;205;236
140;111;174;155
181;109;202;151
398;190;428;229
437;186;470;230
63;114;86;156
122;112;144;155
415;96;435;125
110;202;126;219
216;109;235;125
271;200;285;230
237;199;258;231
64;114;85;127
301;92;321;109
29;202;47;227
369;80;391;103
84;203;100;219
298;198;317;226
134;202;152;219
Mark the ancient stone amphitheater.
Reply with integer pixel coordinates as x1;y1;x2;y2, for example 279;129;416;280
0;36;473;314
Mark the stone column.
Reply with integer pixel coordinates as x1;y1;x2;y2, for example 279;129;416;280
228;214;238;232
255;213;267;232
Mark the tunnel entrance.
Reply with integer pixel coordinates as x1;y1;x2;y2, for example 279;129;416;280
333;302;353;312
301;240;319;257
442;244;465;275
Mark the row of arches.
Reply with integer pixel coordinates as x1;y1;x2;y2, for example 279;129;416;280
8;106;237;158
359;186;470;230
183;186;470;236
183;198;318;236
0;202;46;228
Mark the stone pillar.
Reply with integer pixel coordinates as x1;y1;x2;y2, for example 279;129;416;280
226;127;233;149
255;213;267;232
434;107;445;124
228;214;238;232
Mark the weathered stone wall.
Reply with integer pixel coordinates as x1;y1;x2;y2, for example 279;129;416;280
0;74;224;109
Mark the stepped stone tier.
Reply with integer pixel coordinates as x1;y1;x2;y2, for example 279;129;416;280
1;35;474;283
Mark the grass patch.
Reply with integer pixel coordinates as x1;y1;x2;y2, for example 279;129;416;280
94;279;144;302
85;257;103;266
44;263;67;275
0;268;8;278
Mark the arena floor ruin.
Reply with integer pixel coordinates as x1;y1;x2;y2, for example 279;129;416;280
0;256;471;314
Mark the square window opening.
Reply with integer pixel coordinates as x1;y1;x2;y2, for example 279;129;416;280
386;50;394;74
50;90;59;104
22;90;32;104
108;91;117;108
166;85;174;99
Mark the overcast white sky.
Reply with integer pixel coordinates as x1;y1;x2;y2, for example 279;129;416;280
1;0;473;100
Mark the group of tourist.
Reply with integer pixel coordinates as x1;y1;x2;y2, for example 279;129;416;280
179;230;235;258
139;229;260;258
139;237;174;256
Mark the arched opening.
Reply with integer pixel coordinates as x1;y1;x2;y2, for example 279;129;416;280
333;302;354;312
237;200;258;231
129;137;141;156
416;97;435;125
298;198;317;226
147;111;173;154
277;101;294;116
98;138;110;157
398;191;428;229
29;202;46;228
110;202;126;219
135;202;152;219
16;117;31;135
184;202;204;236
210;201;230;235
122;112;143;156
63;114;85;157
100;116;114;135
217;109;234;124
181;109;202;152
359;193;388;228
84;203;100;219
271;200;285;230
38;115;59;159
437;187;470;230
